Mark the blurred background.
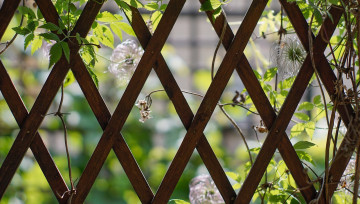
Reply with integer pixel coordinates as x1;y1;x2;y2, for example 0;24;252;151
0;0;331;203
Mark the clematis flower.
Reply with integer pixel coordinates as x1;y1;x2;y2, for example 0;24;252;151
189;175;224;204
271;37;305;80
135;99;152;123
108;39;144;83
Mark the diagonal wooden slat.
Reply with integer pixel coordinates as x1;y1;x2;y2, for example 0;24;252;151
33;0;154;202
72;0;187;202
235;4;342;203
200;1;317;201
0;0;68;201
0;0;105;199
279;1;358;202
152;0;268;202
0;0;21;40
0;61;69;202
126;6;237;203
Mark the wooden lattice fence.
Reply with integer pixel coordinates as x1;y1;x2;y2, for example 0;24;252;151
0;0;357;203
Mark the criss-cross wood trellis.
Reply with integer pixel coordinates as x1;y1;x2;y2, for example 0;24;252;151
0;0;357;203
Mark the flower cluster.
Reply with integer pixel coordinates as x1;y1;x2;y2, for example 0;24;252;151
189;175;224;204
108;39;144;83
135;99;152;123
271;37;305;80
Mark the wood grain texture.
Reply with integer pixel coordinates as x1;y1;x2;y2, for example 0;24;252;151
200;2;317;201
280;2;359;202
0;0;21;40
72;0;186;202
0;0;104;200
0;61;69;203
152;0;268;203
235;3;341;202
128;6;236;203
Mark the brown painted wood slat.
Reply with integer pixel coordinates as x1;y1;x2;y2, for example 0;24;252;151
0;0;105;199
152;1;268;203
127;6;237;203
280;2;359;202
32;0;154;201
200;3;317;201
72;0;186;202
0;61;69;203
235;5;341;203
0;0;21;40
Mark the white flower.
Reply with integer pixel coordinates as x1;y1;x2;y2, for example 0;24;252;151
189;175;224;204
271;37;305;80
108;39;144;83
135;99;152;123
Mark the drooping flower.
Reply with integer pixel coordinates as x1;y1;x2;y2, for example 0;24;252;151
270;37;305;80
189;175;224;204
135;99;152;123
108;39;144;83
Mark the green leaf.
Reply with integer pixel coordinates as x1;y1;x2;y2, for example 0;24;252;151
68;3;77;12
87;65;99;88
144;2;159;11
298;101;314;111
27;21;38;32
110;23;123;41
150;11;162;31
294;112;310;121
159;4;167;11
264;67;277;82
313;95;321;105
253;69;262;80
39;23;60;31
293;141;316;150
76;33;82;44
313;8;323;25
12;26;31;35
121;0;143;8
304;121;315;139
37;8;44;19
49;42;62;68
39;32;60;41
296;151;314;164
115;0;132;23
18;6;36;19
64;71;75;87
169;199;190;204
24;33;34;50
97;11;121;22
226;172;241;183
94;25;114;48
117;22;135;36
31;36;43;55
290;123;305;138
60;41;70;63
200;0;222;11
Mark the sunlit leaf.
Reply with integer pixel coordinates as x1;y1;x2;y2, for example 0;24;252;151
293;141;316;150
294;112;310;121
298;101;314;111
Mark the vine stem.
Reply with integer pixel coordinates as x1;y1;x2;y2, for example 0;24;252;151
55;84;76;201
209;11;254;165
